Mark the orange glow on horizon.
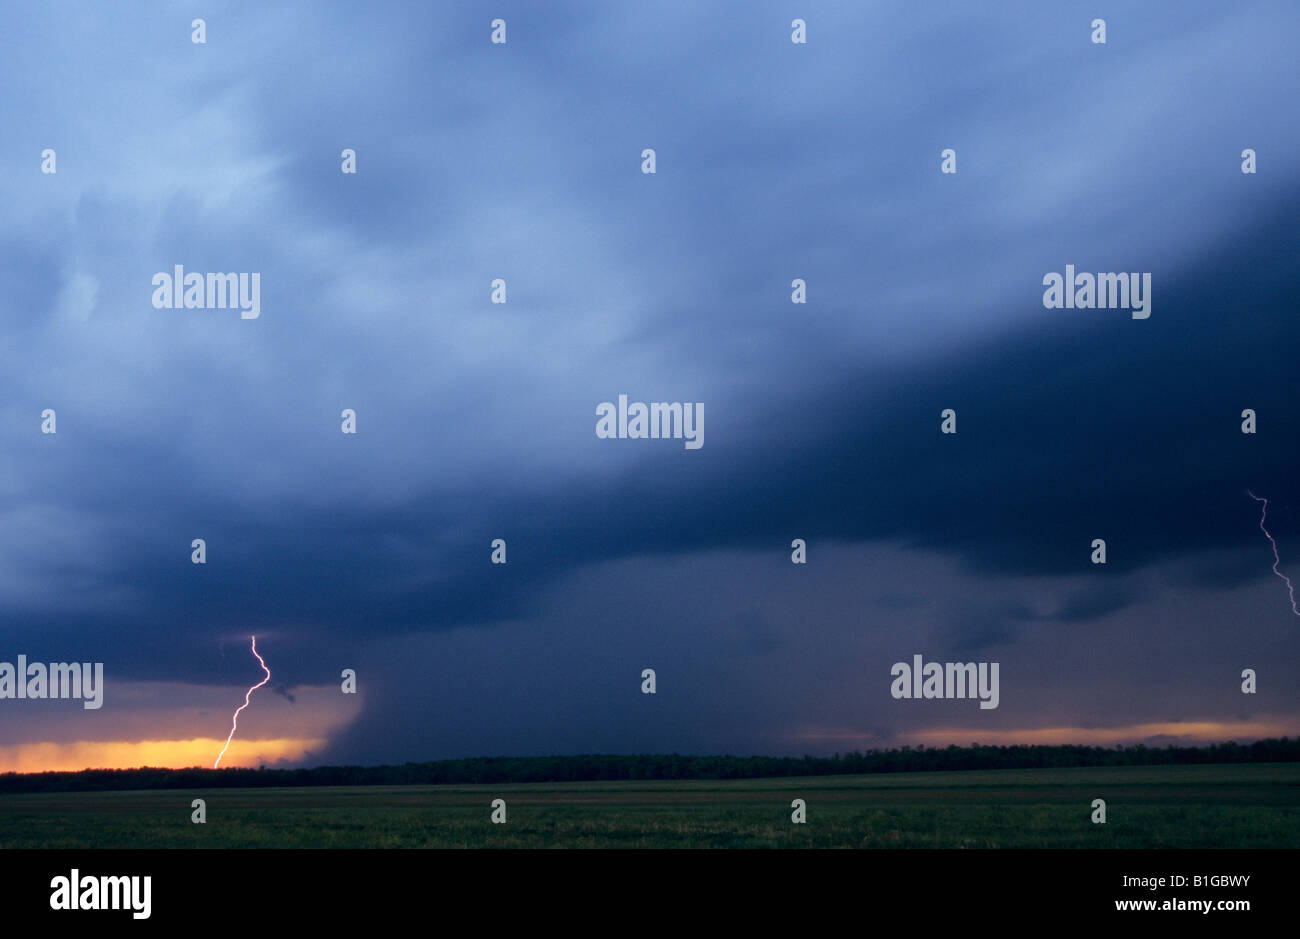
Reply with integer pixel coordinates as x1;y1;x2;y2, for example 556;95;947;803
0;737;328;774
796;719;1300;748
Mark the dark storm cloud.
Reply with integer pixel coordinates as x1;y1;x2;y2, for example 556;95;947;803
0;1;1297;760
1050;586;1136;624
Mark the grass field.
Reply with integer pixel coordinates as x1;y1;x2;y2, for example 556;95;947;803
2;762;1298;848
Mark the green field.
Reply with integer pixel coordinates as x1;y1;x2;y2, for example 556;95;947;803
2;762;1298;848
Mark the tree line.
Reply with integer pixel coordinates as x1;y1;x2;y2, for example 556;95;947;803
2;737;1297;794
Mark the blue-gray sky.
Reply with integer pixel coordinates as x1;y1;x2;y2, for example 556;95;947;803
1;1;1297;769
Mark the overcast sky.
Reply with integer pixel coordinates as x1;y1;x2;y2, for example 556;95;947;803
1;1;1297;770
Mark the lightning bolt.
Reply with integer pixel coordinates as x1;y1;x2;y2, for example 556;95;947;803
1248;491;1300;618
214;636;271;768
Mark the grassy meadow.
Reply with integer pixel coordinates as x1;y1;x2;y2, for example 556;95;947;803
2;762;1297;849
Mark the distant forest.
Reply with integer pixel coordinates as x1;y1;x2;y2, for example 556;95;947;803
2;738;1297;794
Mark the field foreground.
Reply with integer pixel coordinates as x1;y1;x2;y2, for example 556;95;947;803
1;762;1297;848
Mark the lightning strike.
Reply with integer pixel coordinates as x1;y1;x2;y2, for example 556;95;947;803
214;635;271;768
1248;491;1300;618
